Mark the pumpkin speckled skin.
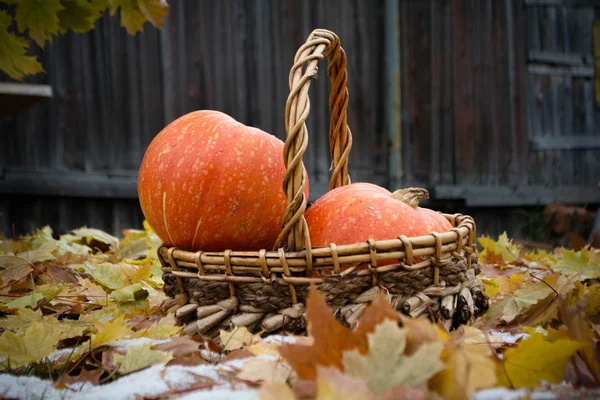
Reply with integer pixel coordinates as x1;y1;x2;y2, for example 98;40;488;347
138;110;309;252
305;182;452;248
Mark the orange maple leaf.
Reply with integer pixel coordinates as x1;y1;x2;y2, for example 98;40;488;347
279;285;399;380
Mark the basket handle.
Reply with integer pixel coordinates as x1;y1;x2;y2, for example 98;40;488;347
274;29;353;252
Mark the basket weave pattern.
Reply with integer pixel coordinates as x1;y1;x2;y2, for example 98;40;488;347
158;29;488;339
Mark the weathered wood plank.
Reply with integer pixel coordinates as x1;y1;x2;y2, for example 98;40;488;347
524;0;600;8
531;135;600;150
0;169;138;199
434;184;600;206
452;0;477;185
528;50;591;66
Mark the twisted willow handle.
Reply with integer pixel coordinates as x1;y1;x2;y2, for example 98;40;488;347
274;29;353;253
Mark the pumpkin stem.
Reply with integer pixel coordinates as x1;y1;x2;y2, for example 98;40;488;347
391;187;429;209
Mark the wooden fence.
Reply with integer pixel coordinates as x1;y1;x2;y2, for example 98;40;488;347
1;0;599;240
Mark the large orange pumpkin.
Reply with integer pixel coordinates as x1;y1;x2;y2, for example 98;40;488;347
138;110;309;252
305;183;452;273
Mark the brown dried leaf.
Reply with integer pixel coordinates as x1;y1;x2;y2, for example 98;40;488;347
166;352;208;367
223;348;254;362
279;286;399;380
559;299;600;383
54;368;103;389
152;336;201;358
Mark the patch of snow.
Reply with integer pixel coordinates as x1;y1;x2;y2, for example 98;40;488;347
0;374;66;400
264;335;297;344
201;348;225;363
219;357;253;371
108;337;171;351
489;330;528;344
47;347;77;362
176;388;259;400
473;388;557;400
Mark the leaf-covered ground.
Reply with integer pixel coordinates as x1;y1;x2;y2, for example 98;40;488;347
0;225;599;399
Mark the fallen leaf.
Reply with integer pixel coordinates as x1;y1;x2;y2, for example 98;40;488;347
247;341;281;357
237;357;294;384
71;227;119;251
5;293;45;309
478;233;520;263
0;255;32;286
553;248;600;281
342;319;445;395
167;352;208;367
316;366;375;400
399;314;448;356
152;336;201;357
559;300;600;383
224;348;254;362
108;283;148;303
258;382;296;400
279;287;399;380
90;314;133;348
54;367;103;389
138;323;181;339
73;262;124;290
220;327;257;351
0;322;62;368
0;308;43;331
113;343;172;374
429;342;498;400
497;331;587;388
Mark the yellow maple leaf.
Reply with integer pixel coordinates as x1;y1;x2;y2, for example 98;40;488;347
220;327;259;351
237;358;294;383
113;343;172;374
497;332;587;388
430;342;498;400
90;314;133;348
342;320;445;395
0;308;43;332
136;323;181;340
478;233;520;264
0;322;62;369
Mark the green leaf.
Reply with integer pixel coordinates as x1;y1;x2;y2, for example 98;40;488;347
5;293;44;309
113;343;173;374
75;262;124;289
58;0;102;33
553;249;600;281
108;283;148;303
0;11;44;80
109;0;145;34
15;0;64;47
138;0;168;28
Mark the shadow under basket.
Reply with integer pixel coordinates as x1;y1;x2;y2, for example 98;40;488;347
156;28;489;340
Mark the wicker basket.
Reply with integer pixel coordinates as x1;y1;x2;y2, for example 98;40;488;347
158;29;488;339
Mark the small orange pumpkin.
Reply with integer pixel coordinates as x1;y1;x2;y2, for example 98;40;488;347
305;183;452;274
138;110;309;252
